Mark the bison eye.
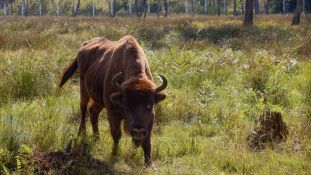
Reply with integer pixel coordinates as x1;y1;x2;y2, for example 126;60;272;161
147;105;152;109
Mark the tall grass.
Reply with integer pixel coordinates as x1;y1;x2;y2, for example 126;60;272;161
0;14;311;174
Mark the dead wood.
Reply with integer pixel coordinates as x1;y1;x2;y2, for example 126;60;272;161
247;109;289;150
34;140;108;174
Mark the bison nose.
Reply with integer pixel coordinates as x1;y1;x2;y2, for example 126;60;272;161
131;128;147;140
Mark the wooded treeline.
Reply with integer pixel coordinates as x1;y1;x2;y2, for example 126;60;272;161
0;0;310;16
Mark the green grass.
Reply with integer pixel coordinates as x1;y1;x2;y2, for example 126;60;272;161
1;14;311;174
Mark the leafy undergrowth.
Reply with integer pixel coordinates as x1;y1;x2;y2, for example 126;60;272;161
1;14;311;174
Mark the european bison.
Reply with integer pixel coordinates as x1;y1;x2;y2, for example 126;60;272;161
59;35;167;165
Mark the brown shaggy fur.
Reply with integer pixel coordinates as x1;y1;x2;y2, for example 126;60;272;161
59;35;167;165
122;77;156;95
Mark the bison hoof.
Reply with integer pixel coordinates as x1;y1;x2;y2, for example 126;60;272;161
145;163;157;171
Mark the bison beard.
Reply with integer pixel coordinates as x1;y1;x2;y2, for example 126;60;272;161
59;36;167;166
122;117;146;147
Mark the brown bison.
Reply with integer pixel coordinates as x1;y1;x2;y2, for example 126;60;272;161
59;35;167;165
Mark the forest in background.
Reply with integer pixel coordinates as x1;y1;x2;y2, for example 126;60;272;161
0;0;310;16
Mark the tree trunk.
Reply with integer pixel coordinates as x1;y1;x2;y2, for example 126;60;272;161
157;0;160;17
113;0;116;17
11;3;13;15
18;0;22;15
291;0;303;25
233;0;237;15
164;0;168;17
135;0;139;17
244;0;254;25
144;0;147;18
75;0;80;17
224;0;227;15
217;0;220;16
140;0;143;17
25;0;28;17
191;0;194;16
266;0;269;14
254;0;259;14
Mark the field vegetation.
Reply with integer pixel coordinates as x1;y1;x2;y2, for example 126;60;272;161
0;14;311;174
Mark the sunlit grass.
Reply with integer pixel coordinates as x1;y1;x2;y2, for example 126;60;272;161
0;14;311;174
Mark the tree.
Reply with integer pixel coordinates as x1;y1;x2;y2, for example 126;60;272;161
244;0;254;25
139;0;144;17
191;0;194;16
217;0;220;16
20;0;25;15
254;0;259;14
0;0;16;15
144;0;147;18
75;0;80;17
135;0;139;17
113;0;116;17
283;0;288;13
11;0;13;15
266;0;269;14
291;0;303;25
157;0;160;17
224;0;227;15
138;0;148;18
25;0;28;17
234;0;237;15
164;0;168;17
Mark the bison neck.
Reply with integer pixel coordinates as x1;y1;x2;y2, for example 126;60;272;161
108;36;153;81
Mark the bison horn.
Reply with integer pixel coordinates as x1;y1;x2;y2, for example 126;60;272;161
155;74;167;93
112;72;124;92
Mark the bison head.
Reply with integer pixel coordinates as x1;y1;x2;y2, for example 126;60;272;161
110;72;167;146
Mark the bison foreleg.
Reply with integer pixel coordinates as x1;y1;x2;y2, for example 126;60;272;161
111;126;122;156
142;135;152;165
107;110;122;156
90;102;104;140
142;116;154;166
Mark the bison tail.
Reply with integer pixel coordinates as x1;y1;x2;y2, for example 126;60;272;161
59;58;78;88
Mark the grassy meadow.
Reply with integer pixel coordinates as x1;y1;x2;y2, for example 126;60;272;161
0;14;311;174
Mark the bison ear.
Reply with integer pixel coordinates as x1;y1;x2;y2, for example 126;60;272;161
154;91;166;105
110;92;123;106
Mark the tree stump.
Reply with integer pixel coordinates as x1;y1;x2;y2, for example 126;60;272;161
247;110;289;150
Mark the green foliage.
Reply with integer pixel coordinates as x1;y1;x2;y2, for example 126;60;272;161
59;0;74;15
16;144;33;173
0;147;17;174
